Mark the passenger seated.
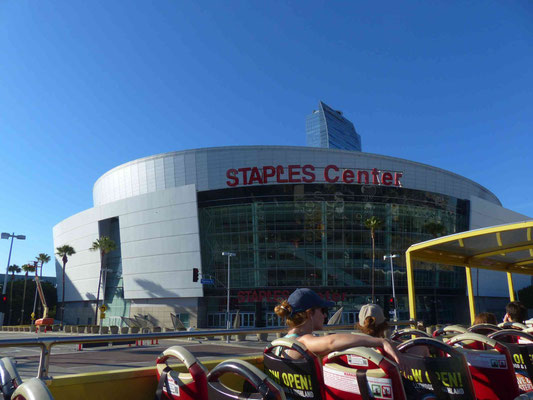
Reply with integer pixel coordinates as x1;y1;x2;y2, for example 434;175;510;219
355;304;388;338
273;288;402;364
473;312;498;325
504;301;528;324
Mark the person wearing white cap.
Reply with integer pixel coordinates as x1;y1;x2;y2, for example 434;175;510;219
356;304;388;338
274;288;402;365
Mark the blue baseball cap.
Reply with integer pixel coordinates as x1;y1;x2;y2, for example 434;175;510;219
288;288;335;315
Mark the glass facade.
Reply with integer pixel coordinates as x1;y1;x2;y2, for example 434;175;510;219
198;184;469;327
306;101;362;151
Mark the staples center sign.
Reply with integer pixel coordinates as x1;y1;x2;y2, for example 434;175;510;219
226;164;403;187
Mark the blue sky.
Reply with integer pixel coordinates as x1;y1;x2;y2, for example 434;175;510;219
0;1;531;277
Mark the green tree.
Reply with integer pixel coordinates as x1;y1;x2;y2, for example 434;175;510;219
364;216;382;303
33;253;51;321
90;236;117;324
56;245;76;326
7;264;21;324
20;263;37;324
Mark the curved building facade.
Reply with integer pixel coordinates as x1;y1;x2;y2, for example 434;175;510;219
53;146;528;328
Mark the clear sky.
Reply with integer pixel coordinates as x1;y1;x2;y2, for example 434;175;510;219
0;1;531;277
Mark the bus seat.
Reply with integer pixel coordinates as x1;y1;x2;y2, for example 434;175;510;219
390;328;430;343
11;378;54;400
155;345;209;400
467;324;501;335
447;332;520;400
322;346;406;400
499;322;528;331
489;330;533;393
398;337;476;399
207;359;285;400
0;357;22;399
432;325;468;339
263;338;324;400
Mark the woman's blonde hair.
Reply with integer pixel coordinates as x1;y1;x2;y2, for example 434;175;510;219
356;316;388;337
274;300;310;328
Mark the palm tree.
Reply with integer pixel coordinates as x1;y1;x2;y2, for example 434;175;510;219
90;236;117;324
56;245;76;326
364;216;382;303
7;264;21;324
32;253;51;323
20;263;37;324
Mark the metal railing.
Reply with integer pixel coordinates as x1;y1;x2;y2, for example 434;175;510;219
0;320;419;380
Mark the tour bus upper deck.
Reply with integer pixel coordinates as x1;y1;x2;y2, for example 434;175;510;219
405;220;533;324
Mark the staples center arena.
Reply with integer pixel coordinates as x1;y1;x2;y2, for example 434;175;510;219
53;102;530;329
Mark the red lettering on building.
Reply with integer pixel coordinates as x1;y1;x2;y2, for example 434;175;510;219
302;165;315;182
249;167;263;185
276;165;288;183
238;167;251;185
288;165;301;183
225;165;403;188
381;172;393;185
356;170;367;184
324;165;339;183
263;166;276;183
395;172;403;186
236;290;349;304
371;168;380;185
226;169;238;187
342;169;355;184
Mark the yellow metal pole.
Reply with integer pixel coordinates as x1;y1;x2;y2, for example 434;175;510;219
465;266;476;325
406;251;417;323
507;272;516;301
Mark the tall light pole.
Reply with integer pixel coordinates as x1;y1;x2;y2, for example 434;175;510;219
1;232;26;326
383;254;399;322
222;251;236;343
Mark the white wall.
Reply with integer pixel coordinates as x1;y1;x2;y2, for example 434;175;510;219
53;184;203;302
470;195;532;297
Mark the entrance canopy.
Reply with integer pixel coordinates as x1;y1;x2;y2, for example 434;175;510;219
405;221;533;324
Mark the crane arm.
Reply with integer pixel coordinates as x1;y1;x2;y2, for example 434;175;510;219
35;275;48;319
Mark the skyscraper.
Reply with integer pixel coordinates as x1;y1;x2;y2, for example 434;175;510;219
306;101;362;151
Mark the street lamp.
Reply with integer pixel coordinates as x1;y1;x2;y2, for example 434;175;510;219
1;232;26;326
222;251;236;342
383;254;399;322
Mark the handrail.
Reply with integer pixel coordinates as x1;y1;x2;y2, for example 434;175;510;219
0;325;356;380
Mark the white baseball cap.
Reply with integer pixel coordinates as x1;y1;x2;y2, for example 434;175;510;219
359;304;386;326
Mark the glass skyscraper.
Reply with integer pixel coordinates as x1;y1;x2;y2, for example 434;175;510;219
306;101;362;151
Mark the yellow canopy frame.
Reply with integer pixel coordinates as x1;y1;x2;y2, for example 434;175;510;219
405;221;533;325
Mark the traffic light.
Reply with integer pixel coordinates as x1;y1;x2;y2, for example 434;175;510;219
0;295;8;313
192;268;199;282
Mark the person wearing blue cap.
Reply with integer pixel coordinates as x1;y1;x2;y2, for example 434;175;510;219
274;288;402;364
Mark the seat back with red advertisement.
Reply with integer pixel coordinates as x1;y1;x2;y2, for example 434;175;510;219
447;332;519;400
322;346;406;400
263;338;324;400
155;346;209;400
207;359;286;400
432;325;468;339
390;328;430;343
489;330;533;393
397;337;476;400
